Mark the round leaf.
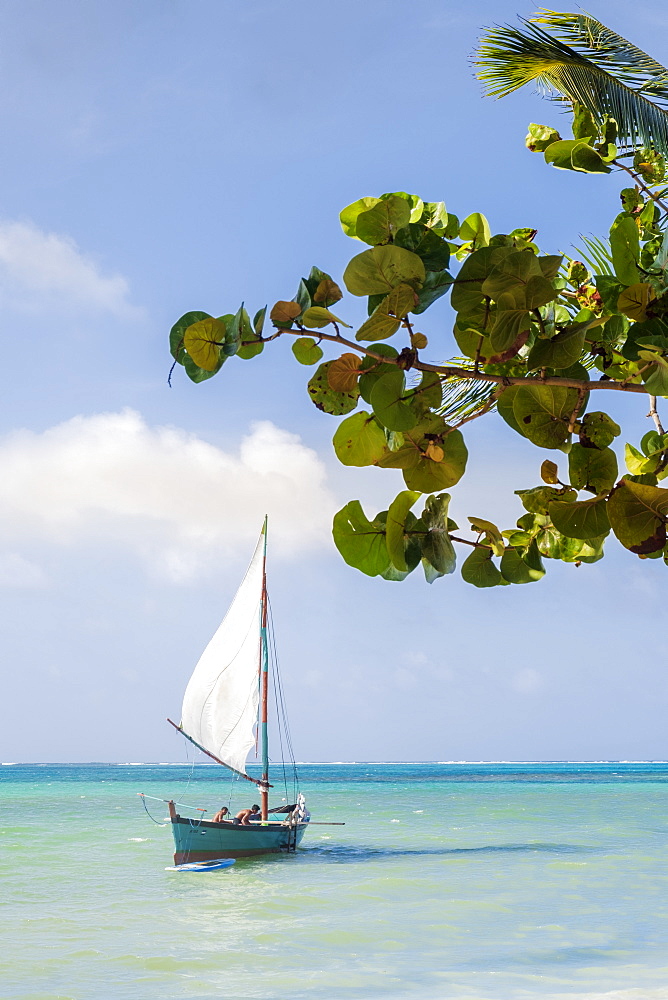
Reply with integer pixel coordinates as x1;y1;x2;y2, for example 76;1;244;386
170;310;211;364
327;353;362;392
549;497;610;540
292;337;323;366
332;411;388;467
308;361;359;415
183;317;226;372
370;371;417;431
607;480;668;553
343;245;425;297
270;301;301;327
461;548;504;587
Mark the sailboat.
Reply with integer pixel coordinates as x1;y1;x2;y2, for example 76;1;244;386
165;518;311;862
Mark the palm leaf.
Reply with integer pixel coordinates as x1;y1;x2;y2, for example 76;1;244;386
476;14;668;156
439;365;499;423
535;10;668;101
575;235;614;276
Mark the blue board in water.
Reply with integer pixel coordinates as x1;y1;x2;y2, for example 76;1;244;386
165;858;236;872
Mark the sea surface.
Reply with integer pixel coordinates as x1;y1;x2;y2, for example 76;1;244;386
2;762;668;1000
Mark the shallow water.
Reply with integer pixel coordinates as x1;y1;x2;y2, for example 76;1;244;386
2;762;668;1000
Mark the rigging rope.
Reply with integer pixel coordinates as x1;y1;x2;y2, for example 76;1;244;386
140;794;167;826
268;595;300;804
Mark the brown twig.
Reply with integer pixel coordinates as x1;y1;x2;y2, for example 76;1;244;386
266;325;654;396
647;395;665;435
567;386;588;434
613;161;668;215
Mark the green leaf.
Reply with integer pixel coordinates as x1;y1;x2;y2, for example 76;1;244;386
526;322;589;371
340;197;380;239
356;284;416;343
461;547;504;587
610;214;640;286
370;371;417;431
459;213;491;246
420;493;457;581
183;352;222;383
394;224;450;271
358;344;399;402
355;196;411;246
500;544;545;584
516;485;576;514
607;479;668;553
489;297;531;355
292;337;323;366
544;138;581;169
579;411;621;449
379;191;424;221
377;418;468;493
641;353;668;397
333;411;388;467
468;516;505;557
356;313;401;343
307;361;359;415
183;317;226;371
625;442;655;475
170;310;211;364
568;443;618;494
512;384;579;449
343;246;426;296
413;371;443;412
539;255;563;280
496;386;523;436
450;246;513;318
302;306;350;329
572;103;597;140
570;142;612;173
225;305;252;357
386;490;421;572
481;250;543;299
332;501;389;576
549;497;610;539
617;282;655;321
526;123;561;151
237;307;264;360
413;269;455;313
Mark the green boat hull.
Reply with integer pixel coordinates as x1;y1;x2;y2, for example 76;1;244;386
170;814;308;862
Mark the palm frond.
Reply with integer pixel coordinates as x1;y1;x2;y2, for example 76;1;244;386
439;365;499;423
574;234;614;276
535;10;668;101
475;15;668;156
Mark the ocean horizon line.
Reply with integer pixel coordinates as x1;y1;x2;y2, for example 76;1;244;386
4;759;668;766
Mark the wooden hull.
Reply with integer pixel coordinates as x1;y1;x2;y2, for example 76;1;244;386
170;814;308;862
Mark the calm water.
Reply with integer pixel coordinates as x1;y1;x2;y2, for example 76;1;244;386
2;762;668;1000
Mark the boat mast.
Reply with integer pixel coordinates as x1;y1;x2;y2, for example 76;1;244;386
259;516;269;821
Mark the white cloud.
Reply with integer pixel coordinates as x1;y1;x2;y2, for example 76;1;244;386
0;220;141;318
0;410;335;582
0;553;48;588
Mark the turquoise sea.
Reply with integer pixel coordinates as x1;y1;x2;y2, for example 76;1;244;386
2;762;668;1000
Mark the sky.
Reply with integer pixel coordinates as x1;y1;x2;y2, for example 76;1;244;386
1;0;667;764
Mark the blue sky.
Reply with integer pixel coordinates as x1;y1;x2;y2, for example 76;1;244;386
1;0;667;764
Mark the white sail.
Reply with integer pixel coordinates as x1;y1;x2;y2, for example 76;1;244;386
180;532;264;776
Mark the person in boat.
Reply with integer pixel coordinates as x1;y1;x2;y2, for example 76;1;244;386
212;806;230;823
234;804;261;825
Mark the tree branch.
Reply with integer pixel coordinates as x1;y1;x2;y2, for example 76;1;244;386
269;325;654;396
613;160;668;214
647;394;665;434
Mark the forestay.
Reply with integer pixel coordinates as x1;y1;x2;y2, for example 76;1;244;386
180;532;264;776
